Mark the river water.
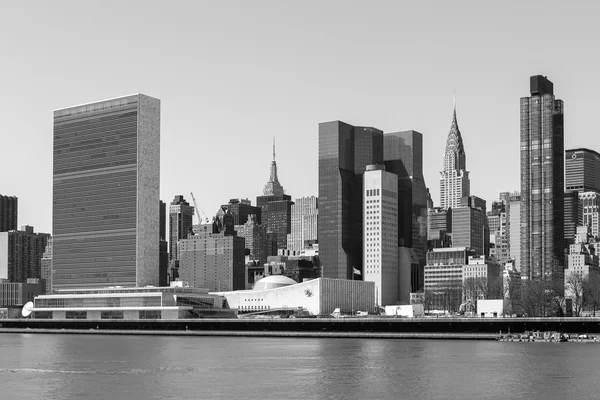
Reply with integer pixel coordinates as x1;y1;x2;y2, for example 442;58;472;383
1;333;599;399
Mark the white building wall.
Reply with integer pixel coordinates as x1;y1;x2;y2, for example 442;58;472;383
364;167;398;306
218;278;376;316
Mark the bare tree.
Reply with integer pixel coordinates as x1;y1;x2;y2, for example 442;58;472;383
565;272;587;317
521;279;564;317
584;273;600;316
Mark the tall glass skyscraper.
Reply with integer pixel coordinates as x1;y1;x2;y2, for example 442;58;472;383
439;105;470;209
520;75;564;283
53;94;160;289
318;121;383;279
383;130;428;273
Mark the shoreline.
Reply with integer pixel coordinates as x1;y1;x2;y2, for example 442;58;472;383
0;328;498;339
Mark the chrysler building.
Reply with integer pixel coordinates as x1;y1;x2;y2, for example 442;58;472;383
439;100;470;209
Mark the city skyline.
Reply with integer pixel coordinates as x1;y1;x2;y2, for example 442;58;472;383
3;2;600;234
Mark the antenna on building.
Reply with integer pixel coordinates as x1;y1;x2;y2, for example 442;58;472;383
453;90;456;111
22;301;34;318
273;137;276;161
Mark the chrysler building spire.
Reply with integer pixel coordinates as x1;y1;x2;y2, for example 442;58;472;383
439;96;470;209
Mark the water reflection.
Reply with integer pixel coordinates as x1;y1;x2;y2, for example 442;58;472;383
1;334;600;399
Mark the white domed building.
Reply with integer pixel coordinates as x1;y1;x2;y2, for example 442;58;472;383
214;276;376;316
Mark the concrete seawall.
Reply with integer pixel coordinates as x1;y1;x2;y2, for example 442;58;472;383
0;317;599;338
0;328;497;340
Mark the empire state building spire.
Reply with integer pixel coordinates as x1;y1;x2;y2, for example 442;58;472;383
263;137;285;196
439;96;470;209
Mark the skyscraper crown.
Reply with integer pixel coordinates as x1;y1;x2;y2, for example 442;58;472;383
443;104;466;172
263;138;285;196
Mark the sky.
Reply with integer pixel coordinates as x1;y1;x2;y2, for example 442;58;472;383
1;1;600;234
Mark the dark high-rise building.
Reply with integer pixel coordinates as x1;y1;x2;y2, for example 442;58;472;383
256;140;293;251
520;75;565;283
0;226;50;282
318;121;383;279
564;191;582;246
159;200;168;286
565;148;600;194
384;131;427;294
169;195;194;262
451;196;488;257
53;94;160;289
222;198;262;225
0;195;18;232
235;214;269;265
384;130;428;291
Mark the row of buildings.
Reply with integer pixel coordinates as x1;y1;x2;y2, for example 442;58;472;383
3;74;600;318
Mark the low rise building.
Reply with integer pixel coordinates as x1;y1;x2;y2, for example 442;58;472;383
31;285;232;320
215;276;376;316
462;256;502;303
425;247;474;312
0;278;46;307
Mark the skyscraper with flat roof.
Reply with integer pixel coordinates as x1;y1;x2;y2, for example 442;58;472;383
565;148;600;193
363;165;400;306
52;94;160;289
169;195;194;262
0;195;18;232
384;130;428;266
318;121;383;279
520;75;564;283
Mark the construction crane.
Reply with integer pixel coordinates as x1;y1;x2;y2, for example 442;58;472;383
190;192;210;224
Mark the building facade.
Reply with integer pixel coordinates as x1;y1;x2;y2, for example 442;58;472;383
451;196;488;257
363;165;399;306
0;195;17;232
235;214;269;265
159;200;168;287
222;198;262;226
0;278;46;307
216;276;376;316
439;106;470;209
178;228;246;292
318;121;383;280
580;191;600;238
287;196;318;252
30;286;232;320
462;256;502;303
565;148;600;194
40;239;52;294
169;195;194;262
53;94;160;289
520;75;565;283
383;130;428;269
256;141;294;251
0;226;50;283
425;247;474;312
564;191;583;245
506;192;522;270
